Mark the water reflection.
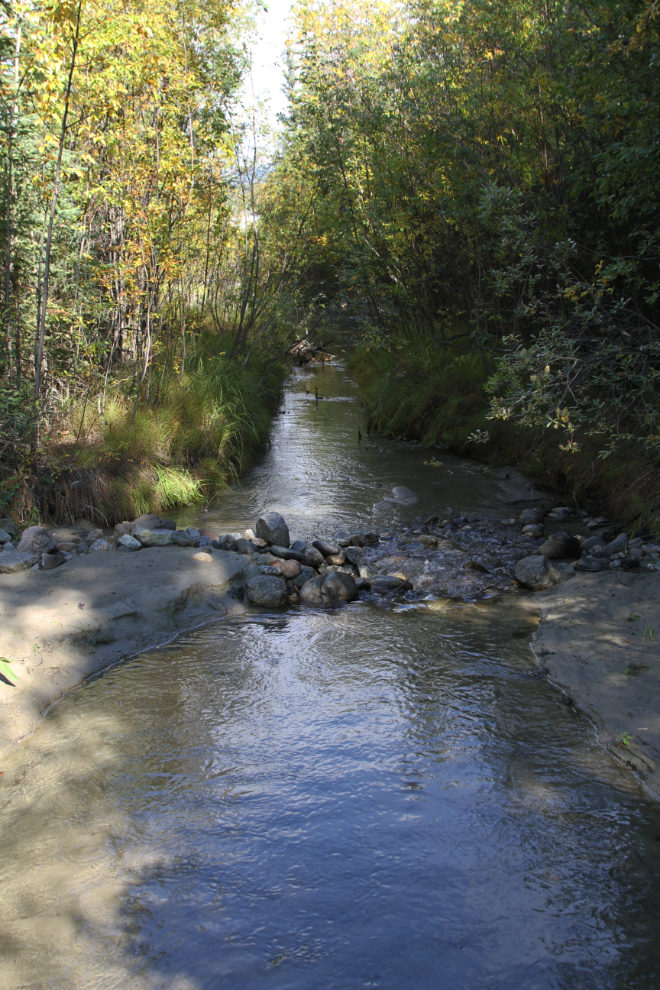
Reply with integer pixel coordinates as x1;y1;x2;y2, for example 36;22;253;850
1;602;659;989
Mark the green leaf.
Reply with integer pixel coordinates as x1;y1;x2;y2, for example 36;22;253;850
0;658;19;684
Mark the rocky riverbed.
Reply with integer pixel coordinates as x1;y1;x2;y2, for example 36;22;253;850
1;497;659;798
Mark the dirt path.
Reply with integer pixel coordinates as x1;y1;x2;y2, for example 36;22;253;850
531;571;660;800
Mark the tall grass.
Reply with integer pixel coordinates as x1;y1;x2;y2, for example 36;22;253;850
12;348;286;525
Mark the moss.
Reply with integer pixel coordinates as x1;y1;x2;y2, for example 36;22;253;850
349;343;660;531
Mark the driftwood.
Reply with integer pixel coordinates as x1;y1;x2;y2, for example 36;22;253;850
288;338;335;366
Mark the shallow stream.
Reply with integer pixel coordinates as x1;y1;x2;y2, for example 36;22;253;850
1;364;659;989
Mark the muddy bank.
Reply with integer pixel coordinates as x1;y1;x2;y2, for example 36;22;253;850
531;572;660;800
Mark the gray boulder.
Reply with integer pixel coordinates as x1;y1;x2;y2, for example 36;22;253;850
89;538;115;552
41;552;66;570
246;575;288;607
605;533;629;554
515;555;575;590
117;533;143;551
170;530;198;547
581;536;606;552
186;527;201;540
234;537;255;554
0;529;13;544
522;524;543;537
136;529;172;547
369;575;413;594
293;565;317;590
134;514;162;530
312;539;341;557
299;575;325;605
0;517;17;537
114;521;135;538
291;540;325;568
0;550;40;572
87;528;104;544
256;512;290;548
17;526;57;556
321;570;358;604
518;507;544;526
270;544;305;562
537;531;581;559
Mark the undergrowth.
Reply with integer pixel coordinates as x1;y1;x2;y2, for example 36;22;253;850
1;343;286;526
349;342;660;532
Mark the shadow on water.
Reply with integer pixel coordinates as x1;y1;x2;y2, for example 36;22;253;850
1;600;660;989
1;362;660;988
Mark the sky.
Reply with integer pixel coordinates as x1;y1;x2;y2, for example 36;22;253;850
242;0;296;126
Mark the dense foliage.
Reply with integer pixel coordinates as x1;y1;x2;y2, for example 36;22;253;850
0;0;316;520
274;0;660;454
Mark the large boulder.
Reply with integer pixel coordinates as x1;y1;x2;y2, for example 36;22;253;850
117;533;142;551
256;512;290;548
515;555;575;590
270;544;304;562
17;526;57;555
135;529;172;548
291;540;325;568
537;531;581;559
368;575;413;594
41;552;66;570
299;571;358;605
581;536;606;553
170;530;198;547
0;529;13;545
246;574;288;607
605;532;629;554
0;550;40;573
89;538;115;552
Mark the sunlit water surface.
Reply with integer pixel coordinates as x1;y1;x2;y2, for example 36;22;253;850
1;364;659;990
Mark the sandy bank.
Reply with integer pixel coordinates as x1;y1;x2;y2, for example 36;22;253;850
0;547;258;757
531;571;660;800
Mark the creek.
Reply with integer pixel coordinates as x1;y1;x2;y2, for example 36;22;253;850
1;363;659;989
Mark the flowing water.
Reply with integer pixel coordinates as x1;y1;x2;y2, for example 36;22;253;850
1;364;659;990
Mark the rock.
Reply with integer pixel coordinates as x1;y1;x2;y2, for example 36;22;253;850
518;507;544;526
575;556;607;571
269;544;305;562
0;529;13;544
299;575;325;604
159;518;176;530
114;521;134;538
192;552;212;563
186;527;201;540
629;547;644;560
257;552;279;565
246;574;288;607
87;528;104;543
642;542;660;556
355;577;371;591
515;555;575;589
620;556;640;571
133;512;165;533
41;552;66;570
117;533;143;551
293;565;317;589
212;536;232;550
537;531;581;559
345;546;366;567
278;558;302;579
312;539;341;557
199;528;217;540
136;529;172;548
373;500;395;513
16;526;57;555
321;570;358;603
326;550;346;566
256;511;290;548
605;533;629;554
522;524;543;537
384;486;419;506
581;536;606;552
291;541;325;568
369;575;413;593
234;537;255;554
548;506;571;520
0;517;17;537
89;538;114;552
0;550;40;573
55;541;79;552
463;560;490;573
198;535;213;547
170;530;198;547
